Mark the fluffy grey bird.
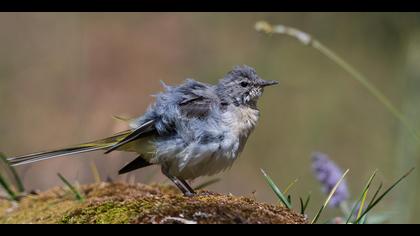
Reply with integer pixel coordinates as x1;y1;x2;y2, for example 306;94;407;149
7;65;278;196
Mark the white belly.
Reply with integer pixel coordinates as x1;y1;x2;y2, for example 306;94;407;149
154;105;260;180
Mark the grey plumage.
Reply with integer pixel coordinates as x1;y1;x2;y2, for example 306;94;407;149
8;65;278;196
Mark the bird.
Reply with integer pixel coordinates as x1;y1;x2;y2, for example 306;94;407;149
7;65;278;196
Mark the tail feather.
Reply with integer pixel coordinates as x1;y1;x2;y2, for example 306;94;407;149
118;155;152;175
104;120;155;154
8;130;132;166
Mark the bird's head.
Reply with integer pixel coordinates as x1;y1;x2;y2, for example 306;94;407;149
216;65;278;107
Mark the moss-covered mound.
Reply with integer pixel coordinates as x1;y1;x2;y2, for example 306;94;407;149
0;182;307;224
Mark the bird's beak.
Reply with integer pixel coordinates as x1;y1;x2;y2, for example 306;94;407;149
260;80;279;87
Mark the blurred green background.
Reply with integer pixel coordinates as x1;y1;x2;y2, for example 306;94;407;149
1;12;420;223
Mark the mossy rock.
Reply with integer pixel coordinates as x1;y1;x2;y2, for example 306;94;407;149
0;182;307;224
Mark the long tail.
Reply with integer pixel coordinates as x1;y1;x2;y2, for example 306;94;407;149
7;130;132;166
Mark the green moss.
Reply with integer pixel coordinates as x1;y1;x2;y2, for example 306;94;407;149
0;182;307;224
62;201;142;224
0;193;79;224
0;200;11;216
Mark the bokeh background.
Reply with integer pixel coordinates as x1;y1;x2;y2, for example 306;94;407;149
1;12;420;223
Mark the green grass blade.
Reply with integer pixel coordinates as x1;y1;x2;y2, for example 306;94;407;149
255;21;420;144
358;215;368;224
0;153;24;193
299;197;304;215
57;173;85;202
300;193;311;215
193;178;221;190
357;195;368;223
260;169;292;209
0;173;17;201
89;161;101;183
284;178;298;195
345;169;378;223
311;169;349;224
303;193;311;214
354;168;414;224
368;182;383;208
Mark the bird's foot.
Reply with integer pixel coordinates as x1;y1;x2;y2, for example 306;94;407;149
183;191;196;197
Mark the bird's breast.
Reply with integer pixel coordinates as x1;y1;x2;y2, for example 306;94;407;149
222;106;260;138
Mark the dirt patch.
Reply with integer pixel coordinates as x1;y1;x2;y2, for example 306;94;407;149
0;182;307;224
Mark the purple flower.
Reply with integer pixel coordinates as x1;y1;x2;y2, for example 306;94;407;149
312;152;349;207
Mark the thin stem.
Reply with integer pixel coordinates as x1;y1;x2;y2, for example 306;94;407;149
313;41;420;143
255;21;420;144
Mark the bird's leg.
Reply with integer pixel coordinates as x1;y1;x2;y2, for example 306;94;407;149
174;177;195;197
161;168;195;196
178;178;196;195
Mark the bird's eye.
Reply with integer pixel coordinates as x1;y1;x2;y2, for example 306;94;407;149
240;82;249;87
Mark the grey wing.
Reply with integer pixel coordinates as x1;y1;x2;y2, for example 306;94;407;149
175;79;221;119
127;80;220;137
179;95;214;119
